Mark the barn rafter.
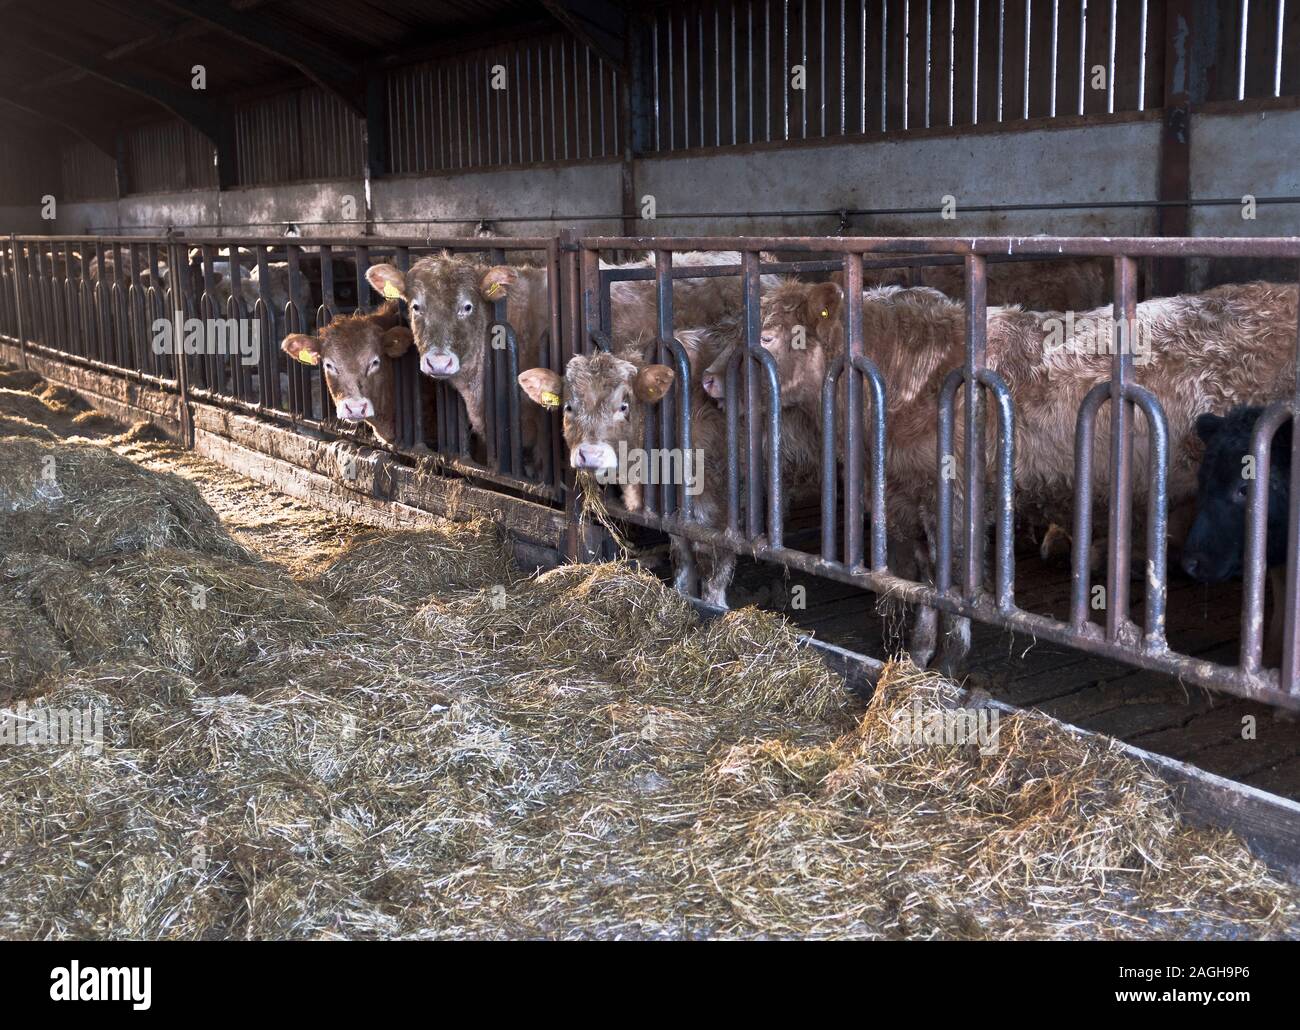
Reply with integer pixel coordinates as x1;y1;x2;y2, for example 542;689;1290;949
147;0;368;115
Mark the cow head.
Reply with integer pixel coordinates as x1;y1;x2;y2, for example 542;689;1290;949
1182;407;1292;583
701;280;842;410
281;300;413;443
365;255;516;381
517;352;674;477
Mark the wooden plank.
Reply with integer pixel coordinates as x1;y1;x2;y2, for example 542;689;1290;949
984;697;1300;876
693;594;1300;876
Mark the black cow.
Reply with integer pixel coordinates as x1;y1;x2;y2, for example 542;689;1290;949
1182;405;1293;665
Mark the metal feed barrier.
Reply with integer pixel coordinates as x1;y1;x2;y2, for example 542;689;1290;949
3;232;1299;711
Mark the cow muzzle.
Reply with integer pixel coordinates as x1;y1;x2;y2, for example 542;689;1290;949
421;350;460;377
571;442;618;471
336;397;375;421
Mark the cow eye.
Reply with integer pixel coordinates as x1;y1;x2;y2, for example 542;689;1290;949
322;359;336;374
460;301;474;316
619;401;629;415
410;301;422;314
562;402;572;414
368;357;381;374
1236;482;1251;502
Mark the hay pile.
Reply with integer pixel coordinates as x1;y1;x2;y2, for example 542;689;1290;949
0;374;1297;939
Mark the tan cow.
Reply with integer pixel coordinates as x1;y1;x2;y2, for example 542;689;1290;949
517;333;738;605
363;251;766;473
853;256;1110;311
759;278;1300;666
280;301;414;444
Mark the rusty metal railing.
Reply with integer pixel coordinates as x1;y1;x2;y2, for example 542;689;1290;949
577;235;1300;712
4;231;1300;712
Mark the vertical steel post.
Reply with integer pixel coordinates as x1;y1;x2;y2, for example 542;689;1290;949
10;235;27;370
1106;255;1138;640
844;251;865;568
1283;262;1300;693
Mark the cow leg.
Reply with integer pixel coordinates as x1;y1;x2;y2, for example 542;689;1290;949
906;525;941;669
1266;565;1287;668
936;618;972;680
669;534;695;595
878;533;918;656
699;546;736;608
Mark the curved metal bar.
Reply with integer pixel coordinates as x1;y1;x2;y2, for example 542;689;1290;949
1070;381;1112;630
852;354;890;573
975;368;1016;612
716;341;783;546
660;333;695;521
723;346;742;534
1240;401;1293;672
821;354;846;563
935;366;965;597
752;344;784;550
490;319;524;478
1122;382;1170;648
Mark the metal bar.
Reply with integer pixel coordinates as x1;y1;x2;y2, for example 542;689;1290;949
1105;254;1138;642
844;251;865;568
743;248;764;539
1241;402;1293;672
1285;259;1300;694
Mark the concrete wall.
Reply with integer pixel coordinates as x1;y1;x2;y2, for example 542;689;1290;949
47;107;1296;247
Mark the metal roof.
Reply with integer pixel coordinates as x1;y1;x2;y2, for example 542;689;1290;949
0;0;571;141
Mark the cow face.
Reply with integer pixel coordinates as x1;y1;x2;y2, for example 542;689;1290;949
1182;407;1292;583
701;281;842;410
281;301;413;443
518;353;674;473
366;256;515;381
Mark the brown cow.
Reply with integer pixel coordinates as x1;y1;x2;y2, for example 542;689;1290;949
280;301;414;445
760;278;1300;667
517;335;737;605
363;251;766;473
845;256;1111;310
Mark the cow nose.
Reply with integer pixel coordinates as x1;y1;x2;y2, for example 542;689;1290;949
702;373;720;398
576;444;604;468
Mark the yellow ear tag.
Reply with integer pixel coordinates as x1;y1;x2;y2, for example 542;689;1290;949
382;282;401;300
540;390;561;409
820;309;829;318
485;282;505;299
297;349;319;366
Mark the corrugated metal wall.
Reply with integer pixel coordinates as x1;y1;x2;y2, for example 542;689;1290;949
647;0;1169;151
35;0;1300;201
0;136;59;206
60;139;118;201
236;86;364;184
386;31;621;173
124;120;218;194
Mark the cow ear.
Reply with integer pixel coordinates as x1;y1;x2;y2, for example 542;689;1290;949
366;263;406;301
518;368;564;409
1195;412;1224;444
633;364;675;404
281;333;321;366
805;282;843;325
381;326;414;357
479;265;518;301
